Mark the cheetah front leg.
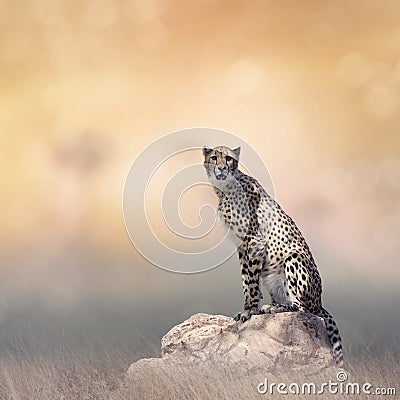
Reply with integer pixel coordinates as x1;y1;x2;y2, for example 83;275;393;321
234;245;263;322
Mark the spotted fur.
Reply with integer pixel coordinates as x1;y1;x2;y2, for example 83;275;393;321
203;145;344;367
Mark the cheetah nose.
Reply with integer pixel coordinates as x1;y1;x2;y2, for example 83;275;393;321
218;166;226;172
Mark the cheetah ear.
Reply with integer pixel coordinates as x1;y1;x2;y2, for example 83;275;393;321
202;146;213;156
232;147;241;159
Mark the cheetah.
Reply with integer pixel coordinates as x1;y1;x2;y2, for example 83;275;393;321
203;145;344;367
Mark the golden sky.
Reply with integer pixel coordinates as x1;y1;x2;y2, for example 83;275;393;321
0;0;399;307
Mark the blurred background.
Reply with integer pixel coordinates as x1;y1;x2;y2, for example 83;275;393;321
1;0;399;360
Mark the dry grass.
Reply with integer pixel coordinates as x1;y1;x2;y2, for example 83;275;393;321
0;342;398;400
0;342;136;400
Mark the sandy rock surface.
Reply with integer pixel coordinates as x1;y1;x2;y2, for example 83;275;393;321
128;312;336;388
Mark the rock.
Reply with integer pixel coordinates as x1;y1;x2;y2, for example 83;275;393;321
127;312;337;399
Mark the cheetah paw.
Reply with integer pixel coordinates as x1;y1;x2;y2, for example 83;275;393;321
234;308;259;323
260;304;282;314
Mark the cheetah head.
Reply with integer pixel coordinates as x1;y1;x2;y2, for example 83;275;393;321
202;145;241;187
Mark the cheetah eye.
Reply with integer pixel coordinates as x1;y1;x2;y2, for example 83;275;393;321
210;155;217;161
226;156;232;162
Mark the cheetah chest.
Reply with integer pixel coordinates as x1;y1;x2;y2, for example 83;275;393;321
217;206;243;247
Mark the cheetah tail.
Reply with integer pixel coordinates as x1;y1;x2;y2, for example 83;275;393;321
318;307;344;368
